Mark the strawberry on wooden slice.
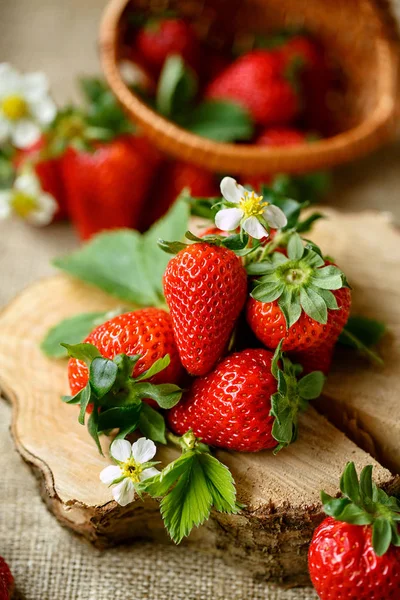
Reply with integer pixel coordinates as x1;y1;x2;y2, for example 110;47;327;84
0;557;13;600
246;234;351;352
308;462;400;600
168;343;325;452
162;240;248;376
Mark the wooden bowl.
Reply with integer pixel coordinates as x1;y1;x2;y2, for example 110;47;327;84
99;0;399;175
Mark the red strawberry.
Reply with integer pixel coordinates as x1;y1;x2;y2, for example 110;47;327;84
168;346;324;451
245;127;308;191
63;135;161;240
13;135;68;221
206;50;300;126
136;18;200;73
163;242;248;376
0;557;13;600
290;339;335;375
141;160;218;231
246;244;351;352
308;462;400;600
68;308;183;398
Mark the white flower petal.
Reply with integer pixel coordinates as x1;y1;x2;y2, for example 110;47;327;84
0;191;12;219
99;465;122;485
14;172;40;196
26;192;57;226
11;119;41;148
110;439;132;462
264;204;288;229
131;438;156;463
30;97;57;125
0;63;22;98
22;72;50;101
140;467;160;481
0;117;11;143
242;216;268;239
215;207;243;232
112;478;135;506
220;176;245;204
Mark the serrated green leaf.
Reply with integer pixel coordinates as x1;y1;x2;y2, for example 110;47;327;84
89;357;118;397
78;384;92;425
182;100;254;142
97;404;142;432
134;355;171;382
61;342;101;365
134;382;182;409
41;310;116;359
287;233;304;260
139;402;167;444
156;55;197;117
300;287;328;324
143;452;194;497
372;518;392;556
297;371;325;400
198;453;237;513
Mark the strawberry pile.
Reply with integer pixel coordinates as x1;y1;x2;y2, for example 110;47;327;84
123;15;334;145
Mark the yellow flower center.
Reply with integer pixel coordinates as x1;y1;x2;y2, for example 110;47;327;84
120;457;143;483
239;190;268;219
11;192;38;218
1;94;28;120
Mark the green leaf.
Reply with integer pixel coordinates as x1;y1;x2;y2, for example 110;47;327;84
310;265;343;290
339;316;386;348
372;518;392;556
182;100;254;142
251;281;285;303
278;288;302;328
321;493;352;518
271;340;283;379
61;342;101;365
297;371;325;400
78;384;92;425
359;465;373;502
300;287;327;324
156;55;197;117
143;452;194;497
287;233;304;260
97;404;142;432
89;357;118;397
134;355;171;382
134;382;182;409
340;462;361;504
199;453;237;513
41;310;119;358
337;503;372;525
296;213;325;234
54;198;190;306
318;288;338;310
139;402;167;444
87;407;102;455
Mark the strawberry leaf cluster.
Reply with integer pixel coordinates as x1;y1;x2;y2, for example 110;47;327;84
62;343;182;452
321;462;400;556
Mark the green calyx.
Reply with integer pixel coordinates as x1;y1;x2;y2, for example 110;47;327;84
322;462;400;556
158;229;261;257
270;341;325;453
247;233;347;327
61;342;182;453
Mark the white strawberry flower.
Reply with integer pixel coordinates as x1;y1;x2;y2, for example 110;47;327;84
100;437;160;507
0;63;57;148
0;170;57;225
215;176;287;239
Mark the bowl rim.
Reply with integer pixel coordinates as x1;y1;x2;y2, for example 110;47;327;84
99;0;399;175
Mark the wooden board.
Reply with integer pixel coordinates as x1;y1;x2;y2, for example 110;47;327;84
0;209;399;587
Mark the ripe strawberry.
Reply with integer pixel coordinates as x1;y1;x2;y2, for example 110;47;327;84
246;242;351;352
0;556;13;600
62;135;161;240
290;339;335;375
167;346;324;451
163;242;248;376
136;18;200;73
206;50;300;126
13;135;68;221
141;160;218;231
308;462;400;600
68;308;183;398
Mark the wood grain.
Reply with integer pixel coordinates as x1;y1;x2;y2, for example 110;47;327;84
0;209;399;586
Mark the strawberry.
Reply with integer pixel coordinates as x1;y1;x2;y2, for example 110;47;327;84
0;556;13;600
13;135;68;221
68;308;183;399
136;18;200;73
246;240;351;352
167;345;324;452
308;462;400;600
162;242;248;376
205;50;300;126
141;160;218;231
290;339;335;375
62;135;161;240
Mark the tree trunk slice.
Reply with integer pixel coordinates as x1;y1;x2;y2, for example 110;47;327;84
0;210;399;587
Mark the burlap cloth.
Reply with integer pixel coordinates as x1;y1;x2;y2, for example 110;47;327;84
0;0;399;598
